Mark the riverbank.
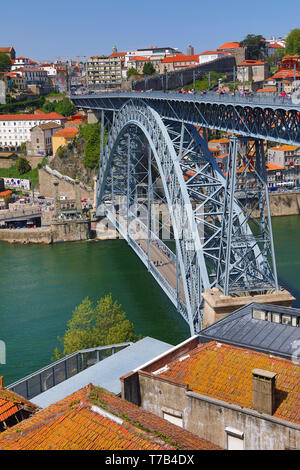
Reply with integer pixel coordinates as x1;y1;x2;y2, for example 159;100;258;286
0;220;90;244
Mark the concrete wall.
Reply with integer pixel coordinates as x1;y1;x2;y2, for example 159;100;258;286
131;56;236;91
0;220;90;244
0;228;52;244
269;192;300;216
136;373;300;450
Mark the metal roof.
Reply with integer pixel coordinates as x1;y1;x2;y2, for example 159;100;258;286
31;337;173;409
199;302;300;360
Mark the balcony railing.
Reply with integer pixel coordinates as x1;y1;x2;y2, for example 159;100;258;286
8;342;133;401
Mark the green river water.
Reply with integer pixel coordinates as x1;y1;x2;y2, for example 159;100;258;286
1;215;300;386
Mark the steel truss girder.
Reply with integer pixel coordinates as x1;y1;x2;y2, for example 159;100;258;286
216;136;278;295
72;94;300;146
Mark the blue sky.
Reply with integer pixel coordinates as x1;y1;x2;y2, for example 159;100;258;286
1;0;299;61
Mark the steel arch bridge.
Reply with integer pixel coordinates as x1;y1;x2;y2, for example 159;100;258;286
72;91;300;334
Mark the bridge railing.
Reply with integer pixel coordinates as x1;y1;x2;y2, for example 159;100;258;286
77;89;298;110
7;342;133;401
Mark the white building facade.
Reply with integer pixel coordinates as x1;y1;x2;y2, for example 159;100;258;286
0;113;65;151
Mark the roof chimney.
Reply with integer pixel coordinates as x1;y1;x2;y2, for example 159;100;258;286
252;369;277;415
0;376;3;389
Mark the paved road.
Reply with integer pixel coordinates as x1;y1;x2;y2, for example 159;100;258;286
118;215;186;303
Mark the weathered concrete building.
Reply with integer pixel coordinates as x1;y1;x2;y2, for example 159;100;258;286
27;122;62;156
121;303;300;450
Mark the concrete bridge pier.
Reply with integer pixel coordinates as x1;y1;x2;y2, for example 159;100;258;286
87;109;102;124
202;287;295;327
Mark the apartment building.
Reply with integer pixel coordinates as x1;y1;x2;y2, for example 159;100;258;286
121;303;300;450
86;55;122;90
237;60;269;83
0;113;65;151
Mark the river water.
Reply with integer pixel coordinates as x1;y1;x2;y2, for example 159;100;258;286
0;215;300;385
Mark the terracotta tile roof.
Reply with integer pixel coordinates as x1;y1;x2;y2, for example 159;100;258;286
209;138;230;144
238;60;265;66
257;88;277;93
0;385;221;450
129;56;150;61
155;341;300;424
0;47;13;53
269;144;298;151
162;54;200;63
0;387;38;423
53;128;78;138
266;163;284;170
109;52;126;57
200;50;231;56
0;113;65;121
218;42;241;50
0;190;12;197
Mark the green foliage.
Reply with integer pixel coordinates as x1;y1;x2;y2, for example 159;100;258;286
0;164;39;188
285;29;300;55
267;48;286;66
20;142;27;154
37;157;48;169
40;97;76;117
0;53;11;73
240;34;266;60
0;96;45;114
53;294;139;359
15;157;31;175
127;67;139;79
184;72;225;91
78;122;106;169
143;62;156;76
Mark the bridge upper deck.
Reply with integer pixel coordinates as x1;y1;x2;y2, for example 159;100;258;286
72;91;300;146
72;90;300;112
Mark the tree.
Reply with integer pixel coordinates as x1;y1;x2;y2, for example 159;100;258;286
240;34;266;60
78;122;107;169
15;157;31;175
127;67;138;79
143;62;156;76
0;53;11;73
267;48;286;67
285;29;300;55
53;294;139;359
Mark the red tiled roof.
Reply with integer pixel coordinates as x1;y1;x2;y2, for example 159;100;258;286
162;54;200;64
0;190;12;197
155;341;300;424
0;113;65;121
200;50;231;56
218;42;241;49
272;70;300;80
53;128;78;138
0;385;221;450
238;60;265;66
269;43;285;49
0;387;38;423
109;52;126;57
257;87;277;93
129;56;150;61
266;163;284;170
0;47;13;53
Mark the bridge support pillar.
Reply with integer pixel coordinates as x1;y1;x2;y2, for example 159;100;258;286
202;287;295;328
87;109;101;124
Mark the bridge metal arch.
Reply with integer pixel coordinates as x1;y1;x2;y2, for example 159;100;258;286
96;99;215;333
96;98;279;334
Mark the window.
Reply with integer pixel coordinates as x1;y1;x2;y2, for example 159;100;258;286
225;427;244;450
253;309;266;321
272;313;281;323
282;315;292;325
163;412;183;428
